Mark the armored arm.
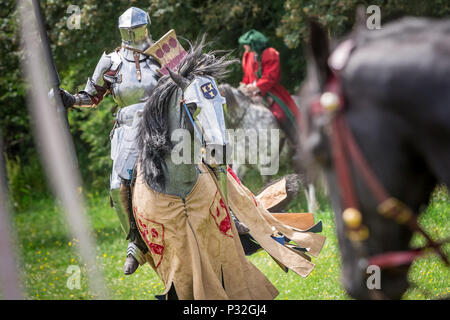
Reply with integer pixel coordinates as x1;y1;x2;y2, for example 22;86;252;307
60;51;121;108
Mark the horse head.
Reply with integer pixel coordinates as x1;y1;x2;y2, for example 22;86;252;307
299;18;450;299
138;38;236;193
169;69;228;166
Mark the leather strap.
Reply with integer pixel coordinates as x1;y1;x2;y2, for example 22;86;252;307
122;45;148;56
133;51;142;82
337;112;449;266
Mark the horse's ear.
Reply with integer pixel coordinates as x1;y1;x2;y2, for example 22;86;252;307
168;68;190;91
218;84;238;110
306;19;331;90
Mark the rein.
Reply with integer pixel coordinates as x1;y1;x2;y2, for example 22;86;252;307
121;44;154;82
310;50;449;271
180;97;203;142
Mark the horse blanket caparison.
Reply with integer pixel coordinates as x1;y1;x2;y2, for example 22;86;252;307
132;163;326;300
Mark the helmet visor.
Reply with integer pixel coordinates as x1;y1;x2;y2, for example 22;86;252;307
120;24;148;46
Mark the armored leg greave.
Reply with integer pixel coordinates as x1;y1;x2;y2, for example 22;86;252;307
110;181;148;266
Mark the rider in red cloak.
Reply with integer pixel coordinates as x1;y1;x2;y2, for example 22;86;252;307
239;30;300;144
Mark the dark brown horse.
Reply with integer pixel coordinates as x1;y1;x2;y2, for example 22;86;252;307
298;17;450;299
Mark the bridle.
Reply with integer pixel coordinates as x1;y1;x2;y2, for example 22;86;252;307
180;96;203;144
308;40;449;274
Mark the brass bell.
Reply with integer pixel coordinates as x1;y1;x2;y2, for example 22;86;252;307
342;207;362;229
320;92;340;112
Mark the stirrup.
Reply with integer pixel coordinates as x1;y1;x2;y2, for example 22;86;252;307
127;242;146;265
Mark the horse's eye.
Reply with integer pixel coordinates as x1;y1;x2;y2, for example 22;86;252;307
186;102;197;114
185;102;202;119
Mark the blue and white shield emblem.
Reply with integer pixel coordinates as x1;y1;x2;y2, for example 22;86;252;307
200;82;218;99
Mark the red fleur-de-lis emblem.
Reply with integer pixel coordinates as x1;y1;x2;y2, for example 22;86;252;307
209;191;233;238
133;206;165;268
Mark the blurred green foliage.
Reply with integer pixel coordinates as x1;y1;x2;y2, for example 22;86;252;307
1;0;449;204
277;0;450;48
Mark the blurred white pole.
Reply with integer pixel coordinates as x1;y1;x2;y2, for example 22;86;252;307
18;0;108;299
0;136;23;300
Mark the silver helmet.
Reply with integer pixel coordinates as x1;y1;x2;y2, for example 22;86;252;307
118;7;152;51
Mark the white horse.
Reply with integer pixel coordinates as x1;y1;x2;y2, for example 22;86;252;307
219;83;319;213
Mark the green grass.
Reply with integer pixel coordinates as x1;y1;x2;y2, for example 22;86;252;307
11;175;450;300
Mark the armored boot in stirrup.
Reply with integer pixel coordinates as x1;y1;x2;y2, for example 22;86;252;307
110;181;148;275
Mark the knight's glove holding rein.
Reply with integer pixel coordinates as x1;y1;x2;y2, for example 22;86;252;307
59;88;76;108
246;84;260;95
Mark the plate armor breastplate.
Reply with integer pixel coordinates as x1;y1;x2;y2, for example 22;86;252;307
109;49;160;108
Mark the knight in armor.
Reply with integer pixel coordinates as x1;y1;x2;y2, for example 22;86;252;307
56;7;160;275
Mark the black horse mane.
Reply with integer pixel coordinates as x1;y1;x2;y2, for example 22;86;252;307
137;36;236;192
